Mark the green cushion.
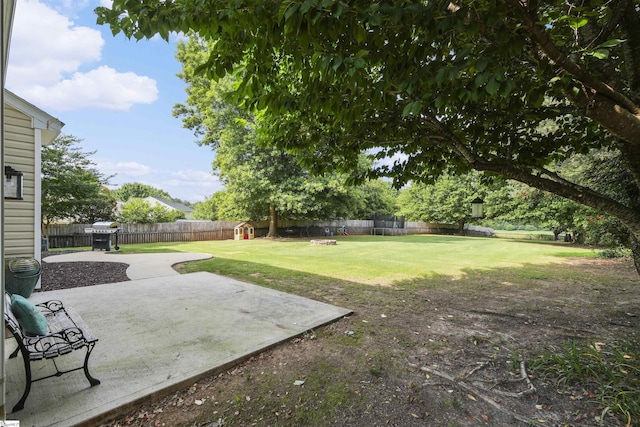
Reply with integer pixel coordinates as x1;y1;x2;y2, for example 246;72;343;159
10;294;48;336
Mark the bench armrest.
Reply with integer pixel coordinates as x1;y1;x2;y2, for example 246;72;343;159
35;299;65;315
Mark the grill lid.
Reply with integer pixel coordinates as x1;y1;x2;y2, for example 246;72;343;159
92;221;118;228
85;221;120;234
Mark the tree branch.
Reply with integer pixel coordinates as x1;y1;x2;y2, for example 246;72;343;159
619;2;640;98
421;366;534;425
504;0;640;115
418;113;640;228
475;158;640;228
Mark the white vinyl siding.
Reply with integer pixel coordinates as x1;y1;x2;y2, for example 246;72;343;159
4;104;36;258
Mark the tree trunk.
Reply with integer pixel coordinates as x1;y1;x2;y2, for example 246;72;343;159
458;218;465;236
266;203;279;238
630;233;640;275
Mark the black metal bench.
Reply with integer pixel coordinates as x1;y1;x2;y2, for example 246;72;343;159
3;293;100;412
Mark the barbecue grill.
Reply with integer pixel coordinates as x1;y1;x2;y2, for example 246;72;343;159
85;221;120;251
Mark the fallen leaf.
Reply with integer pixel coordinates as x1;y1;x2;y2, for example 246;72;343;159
293;380;305;386
467;394;477;401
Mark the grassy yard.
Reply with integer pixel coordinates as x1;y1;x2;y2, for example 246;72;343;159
106;234;639;426
492;229;557;241
118;234;596;286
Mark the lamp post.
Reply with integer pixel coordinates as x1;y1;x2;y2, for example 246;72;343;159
470;197;485;219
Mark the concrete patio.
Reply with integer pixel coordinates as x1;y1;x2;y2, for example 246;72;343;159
5;253;352;426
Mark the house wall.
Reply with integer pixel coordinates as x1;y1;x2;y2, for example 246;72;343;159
3;104;37;259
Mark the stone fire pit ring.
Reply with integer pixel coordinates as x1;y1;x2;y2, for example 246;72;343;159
310;239;337;246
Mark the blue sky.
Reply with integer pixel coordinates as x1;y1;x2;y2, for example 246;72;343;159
6;0;223;203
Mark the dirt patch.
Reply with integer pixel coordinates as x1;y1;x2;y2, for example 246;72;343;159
41;255;639;426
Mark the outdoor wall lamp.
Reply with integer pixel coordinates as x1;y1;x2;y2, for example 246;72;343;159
5;166;24;200
470;197;485;219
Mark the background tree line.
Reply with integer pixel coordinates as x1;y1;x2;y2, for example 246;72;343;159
42;135;624;250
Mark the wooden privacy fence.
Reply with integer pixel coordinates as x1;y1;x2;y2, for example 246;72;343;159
44;220;463;249
46;221;242;249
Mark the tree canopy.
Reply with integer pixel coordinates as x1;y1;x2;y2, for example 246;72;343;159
397;172;492;231
173;36;396;235
41;135;115;234
113;182;174;202
117;198;186;223
97;1;640;272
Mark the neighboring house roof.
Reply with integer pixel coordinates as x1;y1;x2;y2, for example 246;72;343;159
144;196;194;213
4;90;64;145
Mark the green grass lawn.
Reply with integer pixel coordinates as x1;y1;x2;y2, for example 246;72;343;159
492;229;557;241
109;234;638;426
119;234;596;286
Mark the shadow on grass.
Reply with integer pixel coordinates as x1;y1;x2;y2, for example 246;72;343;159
177;255;638;328
170;255;640;427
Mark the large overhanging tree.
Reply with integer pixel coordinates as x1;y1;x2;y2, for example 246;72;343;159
175;36;396;236
97;1;640;272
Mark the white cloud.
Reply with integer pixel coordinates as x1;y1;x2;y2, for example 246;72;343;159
162;170;224;202
171;170;220;182
23;66;158;111
7;0;158;112
8;0;103;86
97;160;153;177
164;170;222;190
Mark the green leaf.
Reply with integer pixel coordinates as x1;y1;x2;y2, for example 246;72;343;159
587;49;609;59
300;0;316;14
277;1;293;21
435;68;447;86
595;39;625;49
402;101;423;117
569;17;588;29
332;55;343;71
284;2;300;21
475;57;489;72
355;25;367;43
475;72;489;88
485;78;500;95
368;12;383;26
